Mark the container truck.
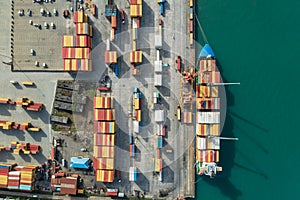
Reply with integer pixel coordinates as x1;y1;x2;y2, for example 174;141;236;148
120;8;125;24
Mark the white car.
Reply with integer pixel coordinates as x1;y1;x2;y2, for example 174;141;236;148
53;9;58;16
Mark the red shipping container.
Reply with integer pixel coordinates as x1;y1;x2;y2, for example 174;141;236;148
189;20;193;33
111;16;117;29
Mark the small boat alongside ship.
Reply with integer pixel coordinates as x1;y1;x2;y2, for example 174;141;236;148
195;44;223;178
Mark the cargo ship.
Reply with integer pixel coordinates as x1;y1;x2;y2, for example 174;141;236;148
195;44;223;178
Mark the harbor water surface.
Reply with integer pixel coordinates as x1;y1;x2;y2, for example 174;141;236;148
194;0;300;199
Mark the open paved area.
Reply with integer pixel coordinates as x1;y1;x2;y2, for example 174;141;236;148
12;0;73;71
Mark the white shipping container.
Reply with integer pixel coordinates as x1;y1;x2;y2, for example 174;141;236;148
129;167;137;182
154;60;162;72
154;73;162;86
133;120;139;133
197;137;206;150
155;110;165;122
197;112;220;124
155;35;162;49
207;137;220;150
132;18;138;28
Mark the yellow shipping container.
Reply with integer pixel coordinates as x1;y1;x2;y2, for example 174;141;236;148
78;189;84;194
190;33;193;45
190;0;193;7
134;98;140;110
130;5;142;17
137;0;142;4
89;25;93;37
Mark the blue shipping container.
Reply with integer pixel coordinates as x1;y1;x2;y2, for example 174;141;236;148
131;87;138;93
114;64;119;77
129;133;133;144
157;136;163;148
160;3;164;15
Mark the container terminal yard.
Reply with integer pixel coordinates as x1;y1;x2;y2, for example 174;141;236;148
0;0;198;199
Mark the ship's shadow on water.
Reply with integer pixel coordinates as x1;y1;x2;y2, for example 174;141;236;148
205;114;242;200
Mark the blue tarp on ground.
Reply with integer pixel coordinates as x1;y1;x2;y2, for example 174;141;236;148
199;44;215;58
70;157;89;169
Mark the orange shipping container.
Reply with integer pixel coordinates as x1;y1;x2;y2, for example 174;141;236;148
95;170;114;182
196;124;220;136
183;112;192;124
73;11;84;23
94;109;115;121
196;149;219;163
104;51;117;64
93;157;114;170
94;122;115;133
94;134;115;146
199;59;216;72
94;97;113;109
130;5;142;17
111;16;117;29
64;59;92;71
94;146;114;158
130;51;143;63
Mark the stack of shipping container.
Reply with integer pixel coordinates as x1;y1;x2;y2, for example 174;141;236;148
19;166;37;191
62;11;92;71
129;0;143;75
93;96;116;183
0;164;37;192
189;0;194;46
104;1;117;41
10;142;40;155
196;58;221;168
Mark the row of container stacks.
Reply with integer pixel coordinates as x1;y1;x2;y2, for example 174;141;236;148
62;11;93;72
196;98;220;110
76;23;93;36
93;95;116;183
104;51;117;64
129;0;143;17
94;96;114;109
196;149;219;163
62;35;92;48
10;142;40;155
196;85;219;98
0;121;40;132
62;48;91;59
189;0;194;45
0;164;37;191
63;59;92;71
15;98;44;112
94;109;115;121
196;124;220;136
130;51;143;64
197;137;220;150
73;11;88;23
0;98;15;105
130;0;143;74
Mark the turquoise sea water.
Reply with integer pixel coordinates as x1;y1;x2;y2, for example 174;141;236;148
194;0;300;200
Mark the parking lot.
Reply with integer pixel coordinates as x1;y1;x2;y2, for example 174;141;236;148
12;0;73;71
